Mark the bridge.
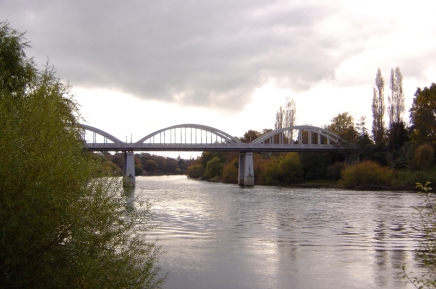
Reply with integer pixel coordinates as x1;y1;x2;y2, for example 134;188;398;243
81;124;346;186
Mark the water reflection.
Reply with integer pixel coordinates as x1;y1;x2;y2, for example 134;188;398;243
134;176;423;289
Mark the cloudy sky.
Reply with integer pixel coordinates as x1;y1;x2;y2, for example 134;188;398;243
2;1;436;148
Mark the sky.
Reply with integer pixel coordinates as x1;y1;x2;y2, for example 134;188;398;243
2;1;436;155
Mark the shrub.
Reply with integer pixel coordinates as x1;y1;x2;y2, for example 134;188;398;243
340;160;393;189
204;156;223;179
326;161;345;180
277;152;304;183
186;163;205;179
414;143;435;170
222;158;238;183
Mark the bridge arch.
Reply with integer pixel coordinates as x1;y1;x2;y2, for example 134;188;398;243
136;124;243;145
252;126;342;146
80;124;123;144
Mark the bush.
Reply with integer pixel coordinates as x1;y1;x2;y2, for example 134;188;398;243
222;158;238;183
391;169;436;190
340;160;393;189
204;156;223;179
326;161;345;180
277;152;304;183
186;163;205;179
414;143;435;170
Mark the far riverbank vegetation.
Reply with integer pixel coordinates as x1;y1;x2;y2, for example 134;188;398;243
181;73;436;190
98;73;436;191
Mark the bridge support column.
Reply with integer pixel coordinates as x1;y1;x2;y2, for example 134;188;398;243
123;152;135;187
238;152;254;186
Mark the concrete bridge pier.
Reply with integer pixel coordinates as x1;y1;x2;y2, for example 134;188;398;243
123;152;135;187
238;152;254;186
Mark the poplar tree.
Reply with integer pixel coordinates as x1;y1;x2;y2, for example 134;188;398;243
372;68;385;147
387;67;407;150
275;98;297;143
283;97;297;142
388;67;405;125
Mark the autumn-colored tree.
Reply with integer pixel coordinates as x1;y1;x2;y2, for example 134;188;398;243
410;83;436;146
277;152;304;183
222;158;238;183
145;159;159;173
414;143;435;170
326;112;357;143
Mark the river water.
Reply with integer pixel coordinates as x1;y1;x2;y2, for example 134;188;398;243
134;175;426;289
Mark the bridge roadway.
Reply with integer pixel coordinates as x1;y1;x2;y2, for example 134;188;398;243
81;123;346;186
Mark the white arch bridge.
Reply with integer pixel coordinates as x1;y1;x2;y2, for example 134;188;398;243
81;124;348;186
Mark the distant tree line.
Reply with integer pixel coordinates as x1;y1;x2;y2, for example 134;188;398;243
99;152;195;176
186;69;436;189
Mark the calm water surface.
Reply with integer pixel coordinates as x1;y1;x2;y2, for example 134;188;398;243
135;175;424;289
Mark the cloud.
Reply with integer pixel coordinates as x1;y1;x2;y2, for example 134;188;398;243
2;0;435;114
1;0;366;110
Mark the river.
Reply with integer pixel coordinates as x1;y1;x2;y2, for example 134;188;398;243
134;175;425;289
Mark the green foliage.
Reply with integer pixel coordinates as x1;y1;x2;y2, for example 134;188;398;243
135;164;144;176
414;143;435;170
277;152;304;183
96;160;123;176
0;21;36;94
326;112;356;142
340;160;393;189
410;83;436;146
326;161;345;180
240;129;262;143
256;153;303;185
222;158;238;183
390;169;436;190
404;182;436;288
0;22;163;288
144;159;159;174
204;156;223;179
186;163;205;179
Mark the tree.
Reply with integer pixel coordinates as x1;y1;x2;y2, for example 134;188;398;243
240;130;261;143
145;159;159;173
222;158;239;183
0;22;164;288
410;83;436;146
326;112;357;143
205;157;223;179
372;68;385;147
277;152;304;183
275;105;283;130
414;143;435;170
275;98;297;143
0;21;35;95
283;97;297;141
387;67;407;150
387;67;405;125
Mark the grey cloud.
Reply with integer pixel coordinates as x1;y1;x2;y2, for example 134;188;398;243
1;0;363;110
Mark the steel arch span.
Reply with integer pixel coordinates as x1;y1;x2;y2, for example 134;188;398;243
80;123;348;152
136;124;243;145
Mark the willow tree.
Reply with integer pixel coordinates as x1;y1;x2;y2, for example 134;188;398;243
0;21;164;288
